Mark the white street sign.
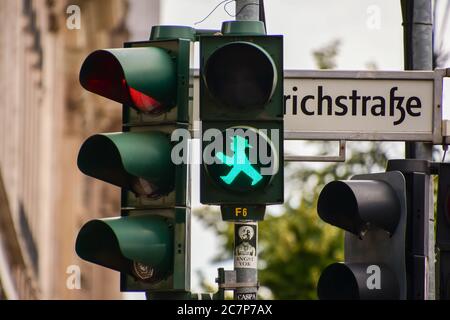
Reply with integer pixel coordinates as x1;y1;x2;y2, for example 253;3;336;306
193;69;448;143
284;69;447;143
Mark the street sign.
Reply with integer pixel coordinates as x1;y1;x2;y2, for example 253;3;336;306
284;69;447;143
194;69;448;143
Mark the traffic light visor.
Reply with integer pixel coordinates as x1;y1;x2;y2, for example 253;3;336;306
318;180;400;236
77;132;175;197
79;48;177;114
204;42;277;109
75;215;174;281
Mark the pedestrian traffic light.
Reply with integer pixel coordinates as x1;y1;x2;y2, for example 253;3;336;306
199;21;284;206
436;163;450;300
75;26;195;293
316;171;408;300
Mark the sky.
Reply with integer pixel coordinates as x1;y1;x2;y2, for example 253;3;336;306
161;0;405;70
127;0;450;297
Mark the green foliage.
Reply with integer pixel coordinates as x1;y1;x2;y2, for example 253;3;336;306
312;39;341;69
257;200;343;299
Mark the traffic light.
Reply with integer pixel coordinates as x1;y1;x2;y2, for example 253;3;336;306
436;163;450;299
75;26;195;293
316;171;408;300
199;21;284;208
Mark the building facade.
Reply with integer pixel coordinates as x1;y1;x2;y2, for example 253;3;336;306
0;0;159;300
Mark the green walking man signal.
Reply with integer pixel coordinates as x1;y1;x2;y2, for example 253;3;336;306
216;136;263;187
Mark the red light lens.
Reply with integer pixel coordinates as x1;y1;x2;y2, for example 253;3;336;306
120;79;163;114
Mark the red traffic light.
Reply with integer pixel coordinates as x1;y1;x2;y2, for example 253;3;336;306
79;48;177;114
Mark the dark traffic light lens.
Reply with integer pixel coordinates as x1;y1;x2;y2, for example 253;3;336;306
317;263;360;300
318;263;400;300
204;42;276;109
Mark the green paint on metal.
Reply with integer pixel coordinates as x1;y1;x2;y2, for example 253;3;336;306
77;131;174;197
150;25;196;41
216;136;263;187
120;208;190;292
221;21;266;36
75;214;173;280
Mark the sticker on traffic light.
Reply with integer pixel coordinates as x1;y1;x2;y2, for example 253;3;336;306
204;127;279;193
234;223;257;269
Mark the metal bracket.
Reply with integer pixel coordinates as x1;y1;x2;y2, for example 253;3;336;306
387;159;441;175
215;268;259;297
284;140;347;162
218;282;260;289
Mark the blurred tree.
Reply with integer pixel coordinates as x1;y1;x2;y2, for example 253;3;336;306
195;40;394;299
312;39;341;69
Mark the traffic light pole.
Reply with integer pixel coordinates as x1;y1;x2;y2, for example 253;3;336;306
234;222;259;300
233;0;260;301
401;0;435;300
236;0;260;21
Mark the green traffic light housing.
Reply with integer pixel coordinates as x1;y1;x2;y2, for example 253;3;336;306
201;122;283;205
76;208;190;291
76;214;173;282
76;30;193;294
199;21;284;207
77;131;175;198
200;26;283;121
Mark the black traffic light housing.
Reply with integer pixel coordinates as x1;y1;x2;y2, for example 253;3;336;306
436;163;450;299
317;171;408;300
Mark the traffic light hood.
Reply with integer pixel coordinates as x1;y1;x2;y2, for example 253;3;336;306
75;214;174;281
79;47;177;114
77;132;175;197
318;180;401;236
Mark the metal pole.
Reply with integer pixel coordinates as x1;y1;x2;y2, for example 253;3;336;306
236;0;260;21
233;0;260;301
401;0;435;300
